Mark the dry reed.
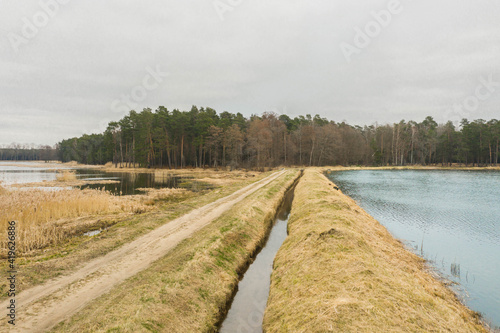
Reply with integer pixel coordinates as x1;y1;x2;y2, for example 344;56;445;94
136;187;188;200
0;187;150;254
56;170;78;182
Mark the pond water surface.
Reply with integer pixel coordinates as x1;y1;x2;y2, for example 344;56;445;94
0;162;211;195
0;161;71;185
76;169;211;195
327;169;500;329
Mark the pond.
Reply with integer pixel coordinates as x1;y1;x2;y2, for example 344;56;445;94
327;169;500;329
76;169;212;195
0;161;72;185
0;162;212;195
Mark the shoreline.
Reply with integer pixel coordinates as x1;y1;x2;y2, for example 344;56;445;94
322;166;499;331
263;169;489;332
323;165;500;172
1;163;496;330
2;159;500;172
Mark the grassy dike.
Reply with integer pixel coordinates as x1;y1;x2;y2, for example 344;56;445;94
51;169;301;332
263;169;487;332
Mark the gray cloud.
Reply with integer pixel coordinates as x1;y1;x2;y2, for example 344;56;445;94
1;0;499;145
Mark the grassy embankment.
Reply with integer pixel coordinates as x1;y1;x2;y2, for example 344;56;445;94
51;169;300;332
0;169;271;301
263;169;487;332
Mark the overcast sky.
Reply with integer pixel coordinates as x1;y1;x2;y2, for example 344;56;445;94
1;0;499;146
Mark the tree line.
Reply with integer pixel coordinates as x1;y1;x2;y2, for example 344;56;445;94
0;144;58;161
56;106;500;168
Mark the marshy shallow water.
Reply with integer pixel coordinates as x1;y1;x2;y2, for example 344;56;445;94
219;186;294;333
327;169;500;329
0;161;72;185
0;162;211;195
76;169;212;194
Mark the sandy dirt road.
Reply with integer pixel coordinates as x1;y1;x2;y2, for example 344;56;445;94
1;170;286;332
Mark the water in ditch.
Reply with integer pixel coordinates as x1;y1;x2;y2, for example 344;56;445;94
219;188;294;333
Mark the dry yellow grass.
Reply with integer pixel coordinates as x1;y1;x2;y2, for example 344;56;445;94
155;169;261;186
0;187;151;254
62;161;102;168
103;165;262;177
263;169;488;332
56;170;78;182
12;179;120;189
135;187;188;201
0;171;273;307
51;170;301;333
0;167;267;260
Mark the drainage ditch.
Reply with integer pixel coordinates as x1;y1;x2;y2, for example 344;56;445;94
218;181;297;333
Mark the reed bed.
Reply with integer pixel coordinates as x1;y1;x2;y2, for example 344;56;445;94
56;170;78;182
0;186;150;254
136;187;188;200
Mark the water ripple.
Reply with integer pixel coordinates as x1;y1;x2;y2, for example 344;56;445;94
328;169;500;328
